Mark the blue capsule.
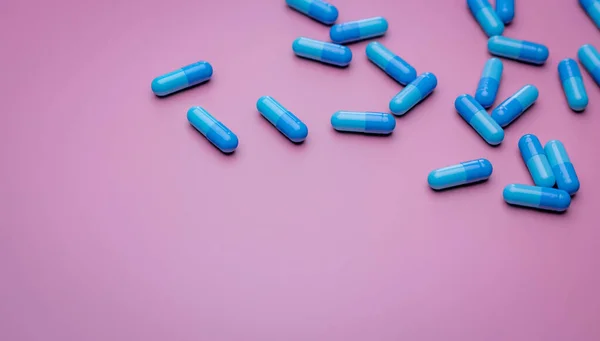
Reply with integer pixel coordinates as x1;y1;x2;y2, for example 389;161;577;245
330;17;388;44
580;0;600;29
488;36;549;65
503;184;571;212
491;85;538;127
475;58;503;108
455;94;504;146
467;0;504;37
518;134;555;188
257;96;308;143
389;72;437;116
545;140;580;195
331;111;396;134
286;0;338;25
151;61;213;96
187;107;238;153
578;44;600;87
428;158;493;190
496;0;515;24
292;37;352;67
366;42;417;85
558;59;588;112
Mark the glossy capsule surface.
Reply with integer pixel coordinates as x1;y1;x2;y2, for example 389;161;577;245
293;37;352;67
503;184;571;212
488;36;549;65
389;72;437;116
428;158;493;190
151;61;213;96
187;107;238;153
578;44;600;86
366;42;417;85
455;94;504;145
519;134;555;188
491;85;538;127
496;0;515;24
558;59;588;111
467;0;504;37
545;140;580;195
580;0;600;29
330;17;388;44
330;111;396;134
475;58;503;108
257;96;308;143
286;0;338;24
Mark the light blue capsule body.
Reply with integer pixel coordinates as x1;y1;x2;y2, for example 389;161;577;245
558;59;588;112
503;184;571;212
151;61;213;96
428;158;493;190
491;85;538;127
257;96;308;143
455;94;504;145
518;134;555;188
496;0;515;24
187;107;238;153
292;37;352;67
286;0;338;24
488;36;549;65
580;0;600;29
366;42;417;85
330;111;396;134
578;44;600;86
389;72;437;116
330;17;388;44
545;140;580;195
475;58;503;108
467;0;504;37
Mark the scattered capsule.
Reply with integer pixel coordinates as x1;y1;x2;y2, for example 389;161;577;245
496;0;515;24
503;184;571;212
428;158;493;190
330;17;388;44
455;94;505;146
151;61;213;96
518;134;555;188
467;0;504;37
286;0;338;25
257;96;308;143
488;36;549;65
491;85;538;127
580;0;600;29
330;111;396;134
558;59;588;112
366;42;417;85
187;107;238;153
389;72;437;116
578;44;600;86
545;140;580;195
293;37;352;67
475;58;503;108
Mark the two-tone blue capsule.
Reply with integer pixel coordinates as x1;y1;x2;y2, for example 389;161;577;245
558;59;588;112
330;111;396;135
292;37;352;67
389;72;437;116
488;36;549;65
151;61;213;96
427;158;493;190
467;0;504;37
496;0;515;24
256;96;308;143
366;42;417;85
545;140;580;195
503;184;571;212
475;58;503;108
187;107;238;153
578;44;600;86
455;94;504;146
491;85;538;127
518;134;555;188
330;17;388;44
286;0;338;25
580;0;600;29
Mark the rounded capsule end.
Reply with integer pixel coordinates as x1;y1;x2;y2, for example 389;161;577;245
427;170;446;190
288;122;308;143
320;6;339;24
487;128;505;146
554;190;572;211
329;25;345;44
478;158;494;177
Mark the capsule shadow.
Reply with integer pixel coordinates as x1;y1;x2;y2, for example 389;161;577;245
503;202;569;215
153;79;211;98
456;115;503;148
186;124;238;157
330;128;395;138
293;54;350;69
257;113;307;145
394;92;438;120
285;6;336;26
428;178;491;193
366;60;407;88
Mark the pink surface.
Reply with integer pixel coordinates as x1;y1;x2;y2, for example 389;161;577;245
1;0;600;339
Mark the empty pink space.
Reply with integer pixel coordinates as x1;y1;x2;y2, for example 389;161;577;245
1;0;599;340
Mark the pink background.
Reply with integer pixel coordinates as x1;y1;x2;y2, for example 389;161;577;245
1;0;599;340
